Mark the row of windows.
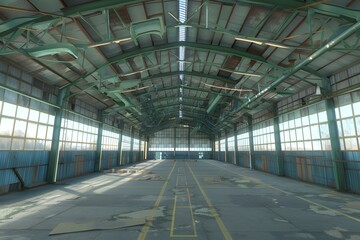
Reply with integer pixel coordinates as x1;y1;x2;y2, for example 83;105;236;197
0;100;54;150
217;99;360;152
102;129;120;151
0;100;144;151
253;120;275;151
336;98;360;150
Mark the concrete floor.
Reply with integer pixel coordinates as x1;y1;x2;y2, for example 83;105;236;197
1;159;360;240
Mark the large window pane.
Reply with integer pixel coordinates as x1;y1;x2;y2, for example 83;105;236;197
2;102;16;117
13;120;27;137
342;118;355;137
0;118;14;136
16;106;29;120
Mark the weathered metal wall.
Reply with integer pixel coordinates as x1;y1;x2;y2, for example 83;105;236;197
219;152;226;162
101;151;118;170
121;151;131;165
237;151;250;168
254;151;278;174
57;151;96;181
283;151;335;187
0;151;49;188
343;151;360;193
227;151;236;164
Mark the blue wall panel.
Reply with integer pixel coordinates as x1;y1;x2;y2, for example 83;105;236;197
101;151;118;170
219;152;225;162
237;151;250;168
121;151;130;165
227;151;235;164
283;151;335;187
0;151;49;187
254;151;278;174
57;151;96;181
342;151;360;193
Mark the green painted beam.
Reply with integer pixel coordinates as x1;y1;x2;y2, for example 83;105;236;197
94;111;104;172
229;20;360;119
47;88;68;183
323;78;346;191
246;114;255;170
103;71;237;95
207;95;222;114
142;95;206;105
64;42;271;89
272;105;284;176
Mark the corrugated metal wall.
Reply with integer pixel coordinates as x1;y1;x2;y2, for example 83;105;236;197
283;151;335;187
237;151;250;168
0;151;49;187
121;151;131;165
101;151;118;170
254;152;278;174
57;151;96;181
219;152;226;162
343;151;360;193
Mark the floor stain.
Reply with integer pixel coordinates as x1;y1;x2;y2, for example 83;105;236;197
324;227;347;239
309;205;338;216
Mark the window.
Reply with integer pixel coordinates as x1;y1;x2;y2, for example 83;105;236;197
237;132;249;151
102;127;120;151
253;119;275;151
59;113;98;151
279;102;330;151
0;100;54;151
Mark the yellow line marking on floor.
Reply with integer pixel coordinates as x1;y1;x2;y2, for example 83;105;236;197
205;160;360;223
170;234;198;238
137;161;177;240
186;180;197;238
186;162;232;240
170;194;178;237
171;167;197;238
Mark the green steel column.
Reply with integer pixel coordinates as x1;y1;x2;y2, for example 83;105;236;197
140;134;144;162
146;136;149;160
225;131;228;163
273;105;284;176
218;133;221;161
47;88;68;183
234;125;238;165
118;129;123;165
94;111;104;172
246;114;255;169
188;127;191;159
174;127;176;158
323;79;346;191
212;135;215;160
130;127;134;163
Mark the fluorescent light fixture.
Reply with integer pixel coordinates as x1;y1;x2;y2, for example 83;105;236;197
235;37;289;49
178;0;188;119
265;42;289;49
234;37;263;45
119;65;160;77
179;27;186;41
219;68;262;77
88;37;132;48
179;46;185;60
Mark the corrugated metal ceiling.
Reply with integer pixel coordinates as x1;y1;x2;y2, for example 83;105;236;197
0;0;359;134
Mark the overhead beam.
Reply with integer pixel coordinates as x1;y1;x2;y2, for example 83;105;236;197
61;0;360;21
228;20;360;119
63;42;272;89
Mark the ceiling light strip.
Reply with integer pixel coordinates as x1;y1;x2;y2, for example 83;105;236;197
178;0;188;118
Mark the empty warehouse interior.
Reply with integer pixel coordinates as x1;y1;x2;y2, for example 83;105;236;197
1;0;360;239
